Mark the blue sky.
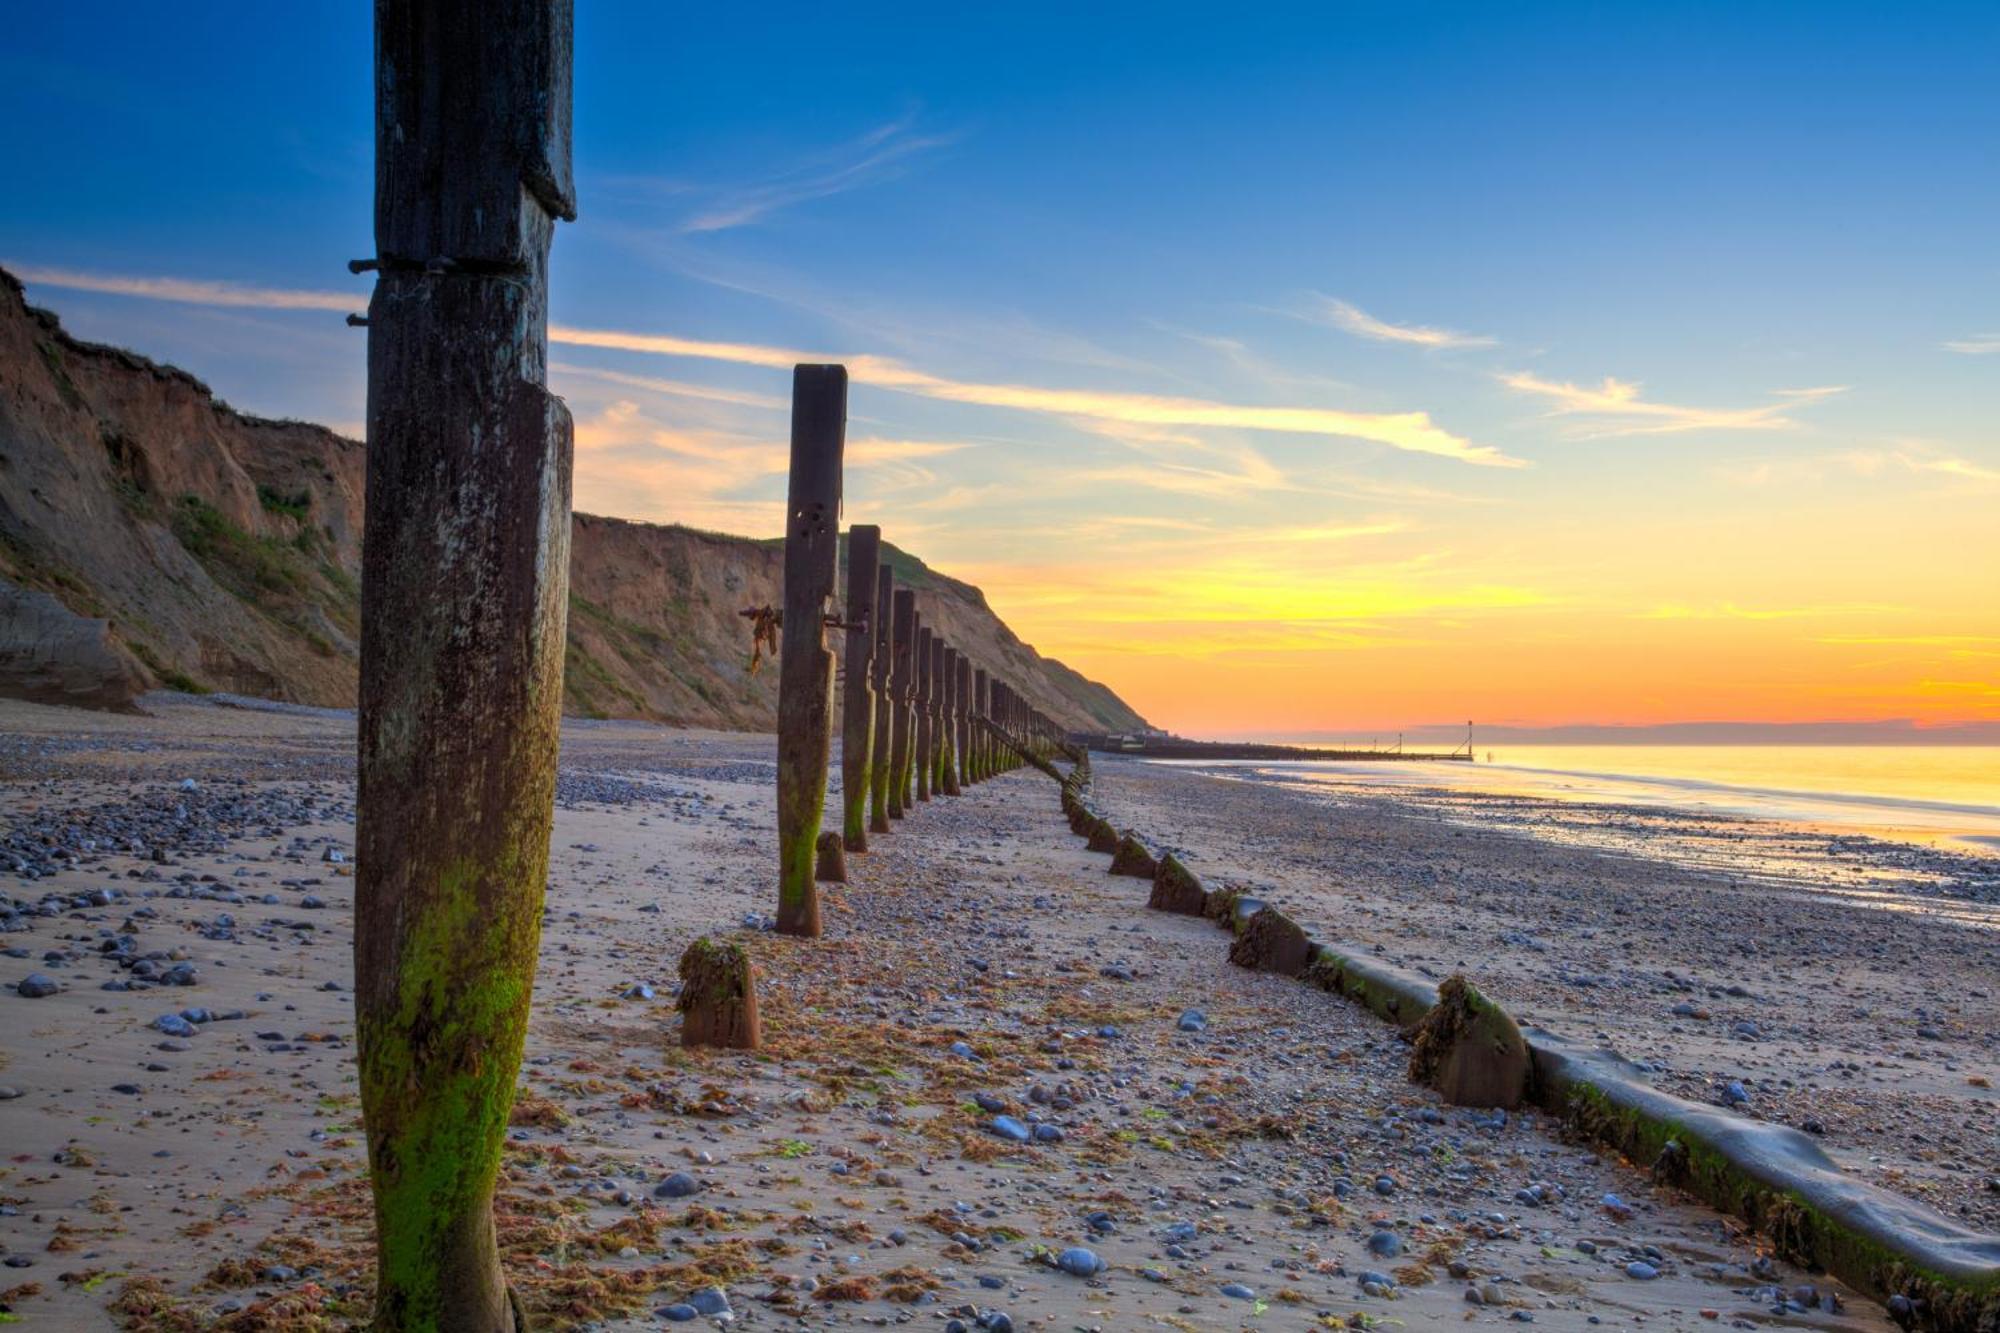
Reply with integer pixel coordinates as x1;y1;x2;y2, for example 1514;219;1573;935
5;3;1997;731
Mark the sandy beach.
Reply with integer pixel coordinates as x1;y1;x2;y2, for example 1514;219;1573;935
0;693;1913;1330
1091;755;2000;1237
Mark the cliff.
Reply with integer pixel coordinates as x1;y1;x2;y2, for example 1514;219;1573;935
0;267;1145;734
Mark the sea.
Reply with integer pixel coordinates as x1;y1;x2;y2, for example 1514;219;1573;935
1167;745;2000;919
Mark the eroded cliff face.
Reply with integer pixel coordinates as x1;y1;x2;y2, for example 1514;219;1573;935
0;268;1145;734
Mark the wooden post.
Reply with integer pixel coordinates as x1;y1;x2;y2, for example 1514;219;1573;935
929;635;949;795
868;564;895;834
678;937;760;1050
840;525;879;852
913;623;933;802
888;591;915;818
356;2;575;1328
775;365;847;938
972;667;988;781
956;655;973;789
815;829;847;882
939;644;962;796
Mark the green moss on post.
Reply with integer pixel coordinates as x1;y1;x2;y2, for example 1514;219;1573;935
357;3;577;1325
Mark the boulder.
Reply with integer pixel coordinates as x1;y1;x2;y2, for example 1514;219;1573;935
0;581;147;711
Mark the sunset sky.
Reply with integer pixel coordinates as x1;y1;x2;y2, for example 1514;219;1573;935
5;4;1996;735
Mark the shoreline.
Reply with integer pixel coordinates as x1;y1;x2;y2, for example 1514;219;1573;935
1156;752;2000;861
1089;753;2000;1238
0;694;1909;1328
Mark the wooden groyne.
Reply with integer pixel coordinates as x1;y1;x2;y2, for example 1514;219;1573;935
1040;750;2000;1333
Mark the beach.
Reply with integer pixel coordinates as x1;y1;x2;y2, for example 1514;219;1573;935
0;693;1914;1329
1095;753;2000;1236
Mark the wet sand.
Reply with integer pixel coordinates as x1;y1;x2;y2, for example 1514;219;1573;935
0;695;1902;1329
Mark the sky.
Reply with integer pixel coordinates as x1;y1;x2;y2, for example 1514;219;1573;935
4;2;1997;737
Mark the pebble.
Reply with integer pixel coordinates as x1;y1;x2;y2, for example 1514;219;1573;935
990;1115;1031;1144
1055;1246;1103;1277
654;1171;700;1198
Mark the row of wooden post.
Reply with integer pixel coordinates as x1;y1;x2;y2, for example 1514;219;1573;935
773;364;1068;939
348;5;1067;1309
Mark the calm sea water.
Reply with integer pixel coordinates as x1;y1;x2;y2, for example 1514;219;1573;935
1247;744;2000;852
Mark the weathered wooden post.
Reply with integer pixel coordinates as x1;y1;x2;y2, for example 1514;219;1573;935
356;2;575;1327
840;525;880;852
929;636;949;794
678;937;760;1050
888;591;915;818
939;644;962;796
775;364;847;937
913;623;933;803
868;564;895;834
972;667;989;781
991;681;1009;769
955;655;973;789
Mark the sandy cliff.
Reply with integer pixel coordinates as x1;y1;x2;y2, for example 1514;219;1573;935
0;267;1144;733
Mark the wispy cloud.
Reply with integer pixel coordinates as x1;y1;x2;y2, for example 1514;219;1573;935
551;361;787;410
10;263;357;311
1502;371;1845;437
16;260;1515;466
1897;449;2000;486
553;323;1522;466
1303;296;1496;350
678;114;954;234
1712;441;1999;493
844;437;968;466
1942;334;2000;355
1639;601;1901;621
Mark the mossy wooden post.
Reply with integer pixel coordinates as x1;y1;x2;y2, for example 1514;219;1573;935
929;635;950;794
913;623;933;803
677;937;760;1050
960;652;976;788
868;564;895;833
775;364;846;938
939;644;962;796
356;2;575;1328
971;667;988;782
888;591;915;818
840;524;879;852
815;829;847;882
